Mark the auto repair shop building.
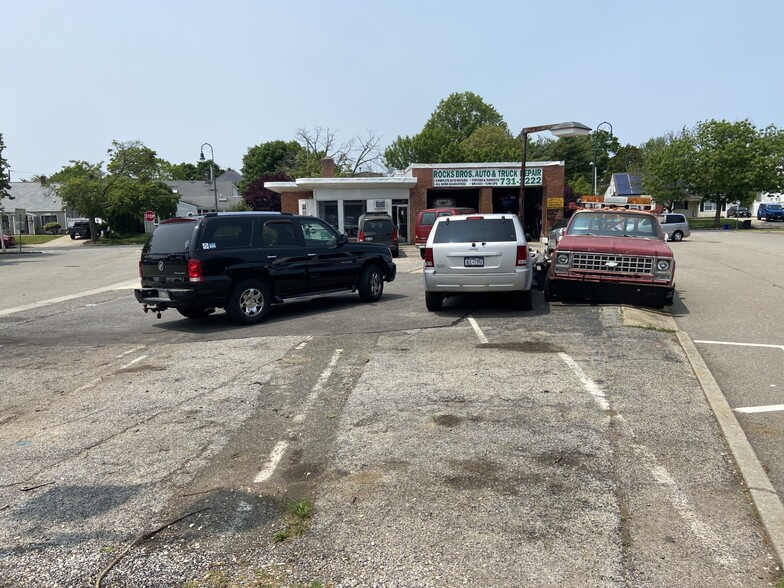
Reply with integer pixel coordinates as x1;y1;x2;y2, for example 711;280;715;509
267;158;567;242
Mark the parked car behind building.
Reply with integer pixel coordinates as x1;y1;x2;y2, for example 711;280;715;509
727;206;751;218
414;207;476;258
357;212;399;258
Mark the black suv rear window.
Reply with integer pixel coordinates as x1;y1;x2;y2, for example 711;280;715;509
147;222;197;253
363;219;393;235
433;218;517;243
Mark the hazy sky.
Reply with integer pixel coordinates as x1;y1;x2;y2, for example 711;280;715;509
4;0;783;180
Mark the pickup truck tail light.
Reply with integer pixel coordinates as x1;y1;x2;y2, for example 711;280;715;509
424;247;434;267
188;259;204;282
516;246;528;266
138;260;142;278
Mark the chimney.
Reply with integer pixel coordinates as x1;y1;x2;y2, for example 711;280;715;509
320;157;335;178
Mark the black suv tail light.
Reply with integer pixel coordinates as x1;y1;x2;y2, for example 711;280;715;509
188;259;204;282
358;230;365;241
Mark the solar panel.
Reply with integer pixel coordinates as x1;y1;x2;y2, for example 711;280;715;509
612;173;644;196
614;174;632;195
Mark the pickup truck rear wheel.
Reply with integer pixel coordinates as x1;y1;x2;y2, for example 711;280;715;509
70;234;76;240
226;278;271;325
358;265;384;302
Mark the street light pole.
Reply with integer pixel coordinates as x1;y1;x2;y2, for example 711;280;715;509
592;121;613;196
200;142;218;212
518;121;592;238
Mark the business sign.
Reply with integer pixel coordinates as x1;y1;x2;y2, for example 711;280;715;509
432;167;543;188
547;197;564;210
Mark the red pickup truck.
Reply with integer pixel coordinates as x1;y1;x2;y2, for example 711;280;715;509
544;209;675;308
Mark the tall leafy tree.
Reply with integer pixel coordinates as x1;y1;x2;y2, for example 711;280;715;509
460;125;520;162
0;133;11;206
683;119;784;226
241;140;303;191
385;92;507;168
641;133;693;211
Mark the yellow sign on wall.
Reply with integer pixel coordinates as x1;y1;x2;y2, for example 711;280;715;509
547;197;564;209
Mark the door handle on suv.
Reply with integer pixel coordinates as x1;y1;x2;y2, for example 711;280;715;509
307;253;317;257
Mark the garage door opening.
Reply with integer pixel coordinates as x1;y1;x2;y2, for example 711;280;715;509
427;189;479;210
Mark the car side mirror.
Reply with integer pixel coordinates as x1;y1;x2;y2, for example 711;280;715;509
337;233;348;246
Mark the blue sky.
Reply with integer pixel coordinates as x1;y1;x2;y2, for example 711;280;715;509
3;0;783;180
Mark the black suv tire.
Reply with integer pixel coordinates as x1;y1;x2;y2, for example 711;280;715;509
226;278;272;325
358;265;384;302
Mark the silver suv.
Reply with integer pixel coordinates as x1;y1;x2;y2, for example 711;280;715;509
657;212;690;242
422;213;533;311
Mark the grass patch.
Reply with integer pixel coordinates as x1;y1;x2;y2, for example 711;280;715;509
272;498;314;544
98;233;150;245
11;234;63;245
688;218;747;230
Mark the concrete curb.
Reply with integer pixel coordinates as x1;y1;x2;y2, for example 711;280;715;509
677;330;784;567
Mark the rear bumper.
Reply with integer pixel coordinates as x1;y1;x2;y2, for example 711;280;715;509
423;269;532;292
134;288;200;308
546;276;674;307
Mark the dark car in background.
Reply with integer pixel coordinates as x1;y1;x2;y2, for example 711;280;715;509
134;212;396;325
357;212;399;257
727;206;751;218
68;221;91;240
1;234;15;248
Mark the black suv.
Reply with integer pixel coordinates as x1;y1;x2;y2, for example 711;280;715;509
134;212;396;325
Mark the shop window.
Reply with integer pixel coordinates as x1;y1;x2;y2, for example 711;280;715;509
343;200;366;238
318;201;339;230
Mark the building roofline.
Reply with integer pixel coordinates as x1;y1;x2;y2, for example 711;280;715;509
265;176;417;193
403;161;565;174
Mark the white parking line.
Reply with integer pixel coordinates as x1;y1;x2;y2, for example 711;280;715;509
120;355;148;370
293;348;343;423
0;279;138;317
558;352;610;411
295;336;313;350
735;404;784;414
467;317;488;344
694;340;784;351
254;441;288;483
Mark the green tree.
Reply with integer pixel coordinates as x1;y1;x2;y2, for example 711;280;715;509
241;140;303;192
0;133;11;204
107;140;165;181
460;125;520;162
641;133;693;211
683;119;784;226
105;177;178;233
385;92;507;168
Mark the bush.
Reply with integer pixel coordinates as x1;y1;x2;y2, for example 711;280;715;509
43;222;62;234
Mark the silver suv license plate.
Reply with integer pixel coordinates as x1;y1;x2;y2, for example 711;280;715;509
464;256;484;267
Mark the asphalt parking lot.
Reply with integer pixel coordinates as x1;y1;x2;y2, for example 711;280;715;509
0;237;782;587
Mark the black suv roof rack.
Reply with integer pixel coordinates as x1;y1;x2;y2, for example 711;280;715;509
203;211;291;217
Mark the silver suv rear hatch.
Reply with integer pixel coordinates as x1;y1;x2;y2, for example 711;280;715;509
432;216;519;274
